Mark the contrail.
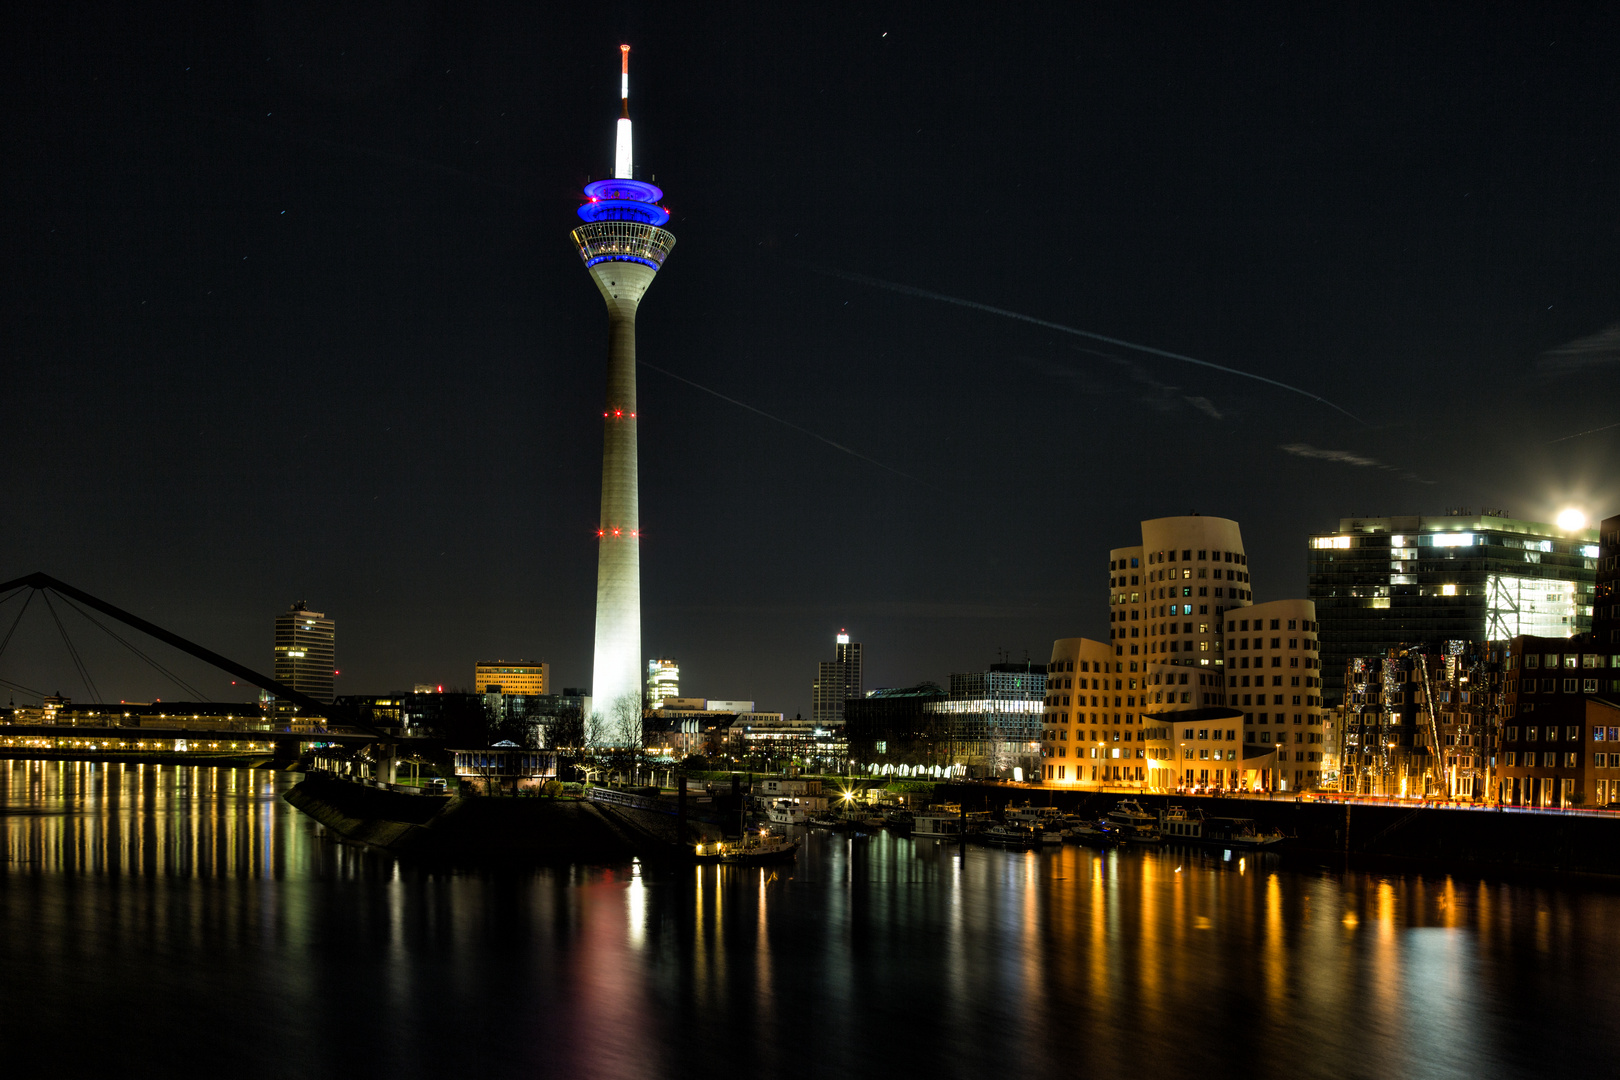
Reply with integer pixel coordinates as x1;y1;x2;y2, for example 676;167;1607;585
1548;420;1620;444
801;264;1364;424
637;361;943;491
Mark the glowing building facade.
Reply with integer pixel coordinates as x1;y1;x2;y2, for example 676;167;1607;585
474;660;549;696
1042;515;1328;792
574;46;676;723
646;657;679;708
273;602;334;723
1308;514;1598;708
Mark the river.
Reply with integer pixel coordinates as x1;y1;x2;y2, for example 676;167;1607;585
0;759;1614;1078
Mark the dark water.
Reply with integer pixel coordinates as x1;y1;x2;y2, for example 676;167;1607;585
1;761;1615;1079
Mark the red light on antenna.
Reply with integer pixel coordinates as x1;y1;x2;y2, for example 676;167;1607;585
612;528;621;536
597;529;605;537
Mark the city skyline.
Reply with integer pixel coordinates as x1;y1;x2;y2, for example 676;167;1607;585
5;6;1620;716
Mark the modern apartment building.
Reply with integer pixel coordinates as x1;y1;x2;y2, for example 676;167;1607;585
1499;635;1620;808
1308;513;1598;708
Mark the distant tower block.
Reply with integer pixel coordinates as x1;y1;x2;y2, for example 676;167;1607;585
573;44;676;720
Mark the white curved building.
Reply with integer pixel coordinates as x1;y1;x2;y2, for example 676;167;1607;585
1042;515;1327;792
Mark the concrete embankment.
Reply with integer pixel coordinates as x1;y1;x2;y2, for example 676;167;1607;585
284;772;714;863
934;784;1620;878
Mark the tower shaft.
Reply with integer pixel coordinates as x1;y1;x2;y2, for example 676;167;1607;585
588;261;655;716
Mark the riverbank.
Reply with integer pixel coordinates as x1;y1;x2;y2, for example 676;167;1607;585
0;748;276;769
284;771;718;863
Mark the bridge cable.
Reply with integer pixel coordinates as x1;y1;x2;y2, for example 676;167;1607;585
0;590;36;662
40;590;102;703
53;591;208;701
0;676;47;701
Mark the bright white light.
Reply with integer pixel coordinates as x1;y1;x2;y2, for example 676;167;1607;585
1432;533;1474;547
614;117;633;179
1557;508;1587;531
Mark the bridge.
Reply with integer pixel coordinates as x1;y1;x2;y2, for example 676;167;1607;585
0;572;436;777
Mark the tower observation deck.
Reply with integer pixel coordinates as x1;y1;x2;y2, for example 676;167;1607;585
574;45;676;728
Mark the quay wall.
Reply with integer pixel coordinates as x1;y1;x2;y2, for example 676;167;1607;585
284;771;711;863
932;784;1620;878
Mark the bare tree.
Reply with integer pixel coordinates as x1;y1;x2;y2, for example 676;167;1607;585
610;690;645;785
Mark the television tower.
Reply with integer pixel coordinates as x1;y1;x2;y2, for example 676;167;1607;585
572;45;675;725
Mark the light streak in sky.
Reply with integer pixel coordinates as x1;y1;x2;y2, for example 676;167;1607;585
802;264;1365;424
1547;420;1620;444
637;361;942;491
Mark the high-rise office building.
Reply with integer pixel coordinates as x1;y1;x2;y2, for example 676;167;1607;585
575;45;676;723
812;630;863;727
1308;513;1598;707
646;657;679;708
273;602;334;717
475;660;549;696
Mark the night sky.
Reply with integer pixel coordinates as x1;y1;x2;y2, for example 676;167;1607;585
5;2;1619;715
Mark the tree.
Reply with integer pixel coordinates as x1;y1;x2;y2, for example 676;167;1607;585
608;691;646;785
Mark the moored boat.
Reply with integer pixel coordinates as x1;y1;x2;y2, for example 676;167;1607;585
694;830;801;865
973;822;1041;850
1100;799;1162;844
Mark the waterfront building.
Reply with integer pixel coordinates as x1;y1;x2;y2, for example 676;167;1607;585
1308;512;1598;708
1038;637;1174;789
576;45;677;722
941;662;1045;779
1498;635;1620;807
811;629;863;727
846;663;1044;779
1337;642;1507;799
1044;515;1327;791
475;660;549;697
273;602;334;725
646;657;679;707
843;683;949;768
451;746;558;795
1597;514;1619;646
724;712;844;770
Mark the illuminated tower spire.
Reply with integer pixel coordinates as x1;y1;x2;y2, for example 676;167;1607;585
572;45;676;730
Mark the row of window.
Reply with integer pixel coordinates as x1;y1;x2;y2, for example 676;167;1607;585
1504;752;1581;769
1113;549;1249;571
1513;678;1612;694
1229;636;1319;651
1519;653;1618;670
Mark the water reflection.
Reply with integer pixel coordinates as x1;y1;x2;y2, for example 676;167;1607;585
2;760;1620;1078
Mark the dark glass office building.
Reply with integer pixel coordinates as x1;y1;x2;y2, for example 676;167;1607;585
1597;514;1619;648
1308;513;1597;707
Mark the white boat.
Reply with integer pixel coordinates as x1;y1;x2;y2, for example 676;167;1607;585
1161;806;1284;849
912;808;964;841
1006;805;1069;845
1101;799;1162;844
